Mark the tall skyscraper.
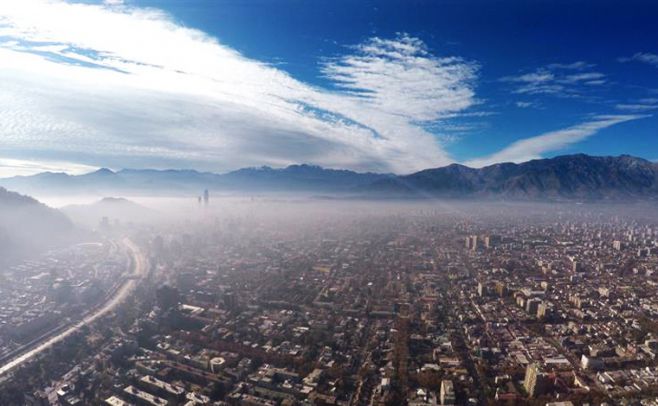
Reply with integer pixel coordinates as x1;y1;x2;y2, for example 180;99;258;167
494;281;507;297
477;282;486;297
440;380;455;405
523;363;547;398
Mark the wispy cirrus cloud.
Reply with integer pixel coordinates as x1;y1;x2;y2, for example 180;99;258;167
546;61;595;70
619;52;658;67
0;157;97;177
501;61;606;97
321;35;478;121
465;114;647;168
615;104;658;112
515;101;539;109
615;97;658;112
0;1;479;175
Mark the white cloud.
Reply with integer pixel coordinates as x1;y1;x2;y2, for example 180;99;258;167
546;61;595;70
321;35;478;122
615;104;658;112
0;157;97;177
465;115;647;168
619;52;658;67
501;62;606;97
0;1;479;174
615;97;658;112
515;101;536;108
563;72;605;83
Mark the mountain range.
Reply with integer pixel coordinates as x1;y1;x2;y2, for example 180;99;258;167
367;154;658;200
1;154;657;200
0;164;390;196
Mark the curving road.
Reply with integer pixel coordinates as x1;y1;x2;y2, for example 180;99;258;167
0;238;147;377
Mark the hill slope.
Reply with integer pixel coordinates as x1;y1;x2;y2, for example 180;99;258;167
0;187;74;263
62;197;161;227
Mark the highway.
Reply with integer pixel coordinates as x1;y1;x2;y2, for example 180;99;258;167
0;238;148;377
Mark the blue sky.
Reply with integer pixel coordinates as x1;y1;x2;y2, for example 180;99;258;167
0;0;656;176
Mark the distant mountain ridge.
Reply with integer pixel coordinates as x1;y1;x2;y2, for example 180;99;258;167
1;154;657;200
0;164;391;196
369;154;658;199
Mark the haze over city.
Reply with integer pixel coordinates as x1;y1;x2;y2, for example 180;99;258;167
1;1;658;406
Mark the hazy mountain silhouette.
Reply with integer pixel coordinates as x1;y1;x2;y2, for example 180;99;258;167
1;154;657;200
0;164;390;196
220;164;390;191
0;187;74;264
62;197;160;228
